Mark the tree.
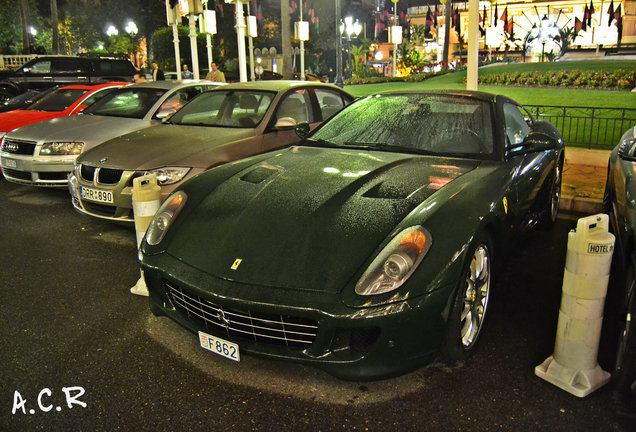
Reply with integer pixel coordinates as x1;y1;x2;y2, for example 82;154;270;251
19;0;32;53
51;0;58;54
281;0;292;78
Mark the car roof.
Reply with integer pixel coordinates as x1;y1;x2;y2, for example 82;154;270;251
216;80;345;93
56;82;129;91
125;80;217;91
379;89;506;104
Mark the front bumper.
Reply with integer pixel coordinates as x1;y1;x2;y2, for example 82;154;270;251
141;251;453;381
1;151;76;187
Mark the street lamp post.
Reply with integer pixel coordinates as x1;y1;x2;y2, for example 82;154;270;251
124;21;138;67
530;15;559;63
338;17;362;83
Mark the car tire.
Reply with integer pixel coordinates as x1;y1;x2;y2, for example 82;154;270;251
538;159;563;231
614;252;636;396
442;235;492;361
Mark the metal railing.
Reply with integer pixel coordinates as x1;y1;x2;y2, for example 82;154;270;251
525;105;636;150
0;54;37;70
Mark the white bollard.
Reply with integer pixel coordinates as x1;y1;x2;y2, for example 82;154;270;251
535;214;615;397
130;174;161;296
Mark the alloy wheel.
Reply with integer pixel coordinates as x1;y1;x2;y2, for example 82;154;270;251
460;245;491;348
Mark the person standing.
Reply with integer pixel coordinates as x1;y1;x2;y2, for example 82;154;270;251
205;62;225;82
152;62;165;81
181;64;193;79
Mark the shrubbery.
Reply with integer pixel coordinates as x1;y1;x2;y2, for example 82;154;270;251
478;69;635;90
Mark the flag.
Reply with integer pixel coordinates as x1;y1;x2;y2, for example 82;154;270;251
608;0;615;26
426;9;434;27
588;1;594;26
615;4;623;43
483;5;487;26
574;16;583;34
582;11;588;31
583;4;590;25
494;3;498;26
500;6;508;24
434;4;439;27
256;2;263;33
454;8;461;34
505;17;514;33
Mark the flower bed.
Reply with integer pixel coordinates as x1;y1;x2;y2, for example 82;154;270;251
478;69;635;90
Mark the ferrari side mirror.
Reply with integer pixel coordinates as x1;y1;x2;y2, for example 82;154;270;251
295;122;310;139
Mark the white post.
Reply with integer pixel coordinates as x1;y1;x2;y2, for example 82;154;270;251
189;13;200;80
466;0;479;90
300;0;305;80
234;0;248;82
535;214;614;397
172;24;182;80
393;3;397;77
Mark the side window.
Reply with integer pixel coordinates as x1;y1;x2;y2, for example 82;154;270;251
80;88;119;108
276;89;311;124
503;103;531;146
23;60;51;74
315;88;346;121
53;58;86;74
159;89;192;111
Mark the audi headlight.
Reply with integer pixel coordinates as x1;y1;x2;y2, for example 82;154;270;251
145;191;188;246
40;141;84;155
354;226;432;296
145;167;191;185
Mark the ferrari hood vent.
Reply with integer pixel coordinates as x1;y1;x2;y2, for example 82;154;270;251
239;165;279;184
363;180;414;200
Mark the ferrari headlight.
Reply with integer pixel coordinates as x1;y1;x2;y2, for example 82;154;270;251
354;226;432;296
40;141;84;155
144;167;191;185
145;191;188;246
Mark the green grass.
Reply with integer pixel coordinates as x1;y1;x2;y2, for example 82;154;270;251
344;60;636;108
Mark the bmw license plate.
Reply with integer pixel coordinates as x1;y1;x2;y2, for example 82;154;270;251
80;186;113;204
198;331;240;362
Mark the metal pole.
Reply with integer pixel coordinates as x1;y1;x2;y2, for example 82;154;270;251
335;0;343;87
247;1;255;81
189;14;200;79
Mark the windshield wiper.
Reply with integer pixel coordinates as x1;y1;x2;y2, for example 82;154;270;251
343;142;436;155
304;138;337;148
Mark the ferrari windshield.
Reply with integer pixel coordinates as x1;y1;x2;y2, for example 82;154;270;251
168;90;276;128
27;88;87;112
310;94;495;157
83;88;166;119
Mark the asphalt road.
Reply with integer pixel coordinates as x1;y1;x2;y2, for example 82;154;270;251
1;178;634;432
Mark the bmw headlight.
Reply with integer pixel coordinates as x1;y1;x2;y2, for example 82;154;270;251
40;141;84;155
144;167;191;185
145;191;188;246
354;226;432;296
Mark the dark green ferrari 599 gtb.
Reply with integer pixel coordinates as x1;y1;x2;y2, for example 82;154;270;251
139;90;565;380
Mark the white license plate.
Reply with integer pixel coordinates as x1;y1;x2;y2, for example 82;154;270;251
80;186;113;204
199;331;240;362
2;158;17;168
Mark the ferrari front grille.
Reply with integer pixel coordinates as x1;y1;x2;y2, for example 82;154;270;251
165;282;318;348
